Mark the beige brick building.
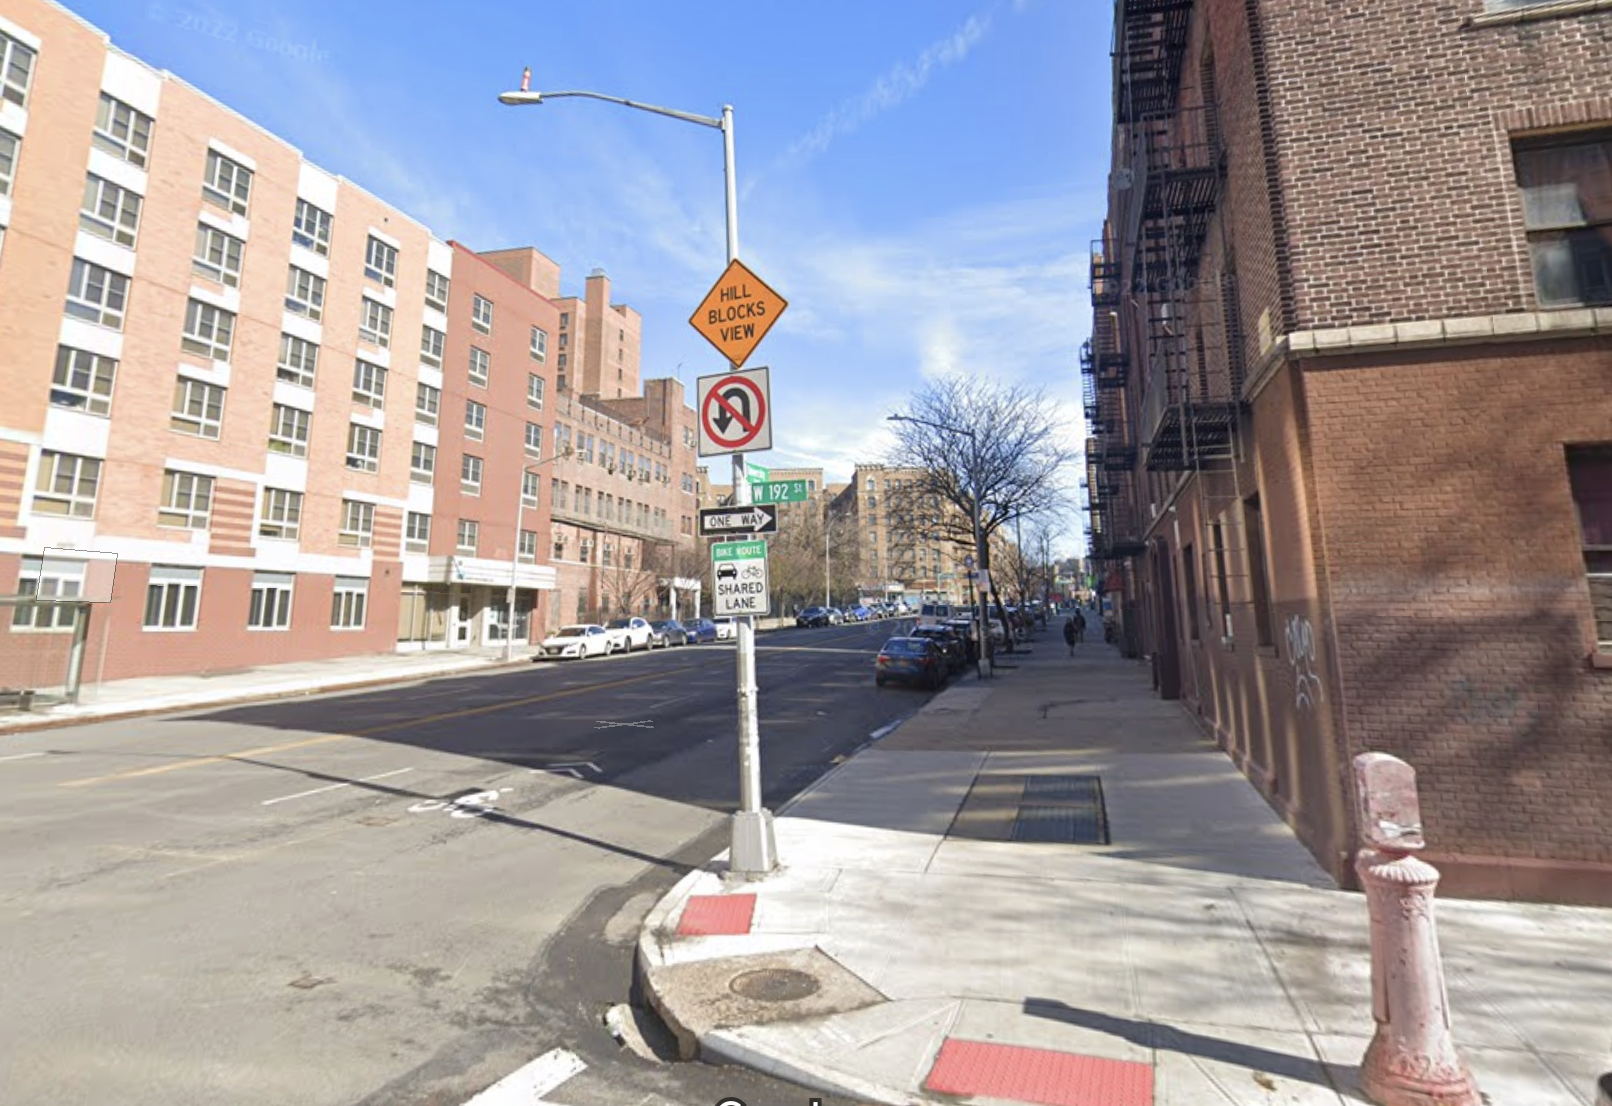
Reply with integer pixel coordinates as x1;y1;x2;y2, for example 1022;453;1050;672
0;0;697;690
1087;0;1612;903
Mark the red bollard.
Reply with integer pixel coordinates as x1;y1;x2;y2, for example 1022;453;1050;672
1353;753;1480;1106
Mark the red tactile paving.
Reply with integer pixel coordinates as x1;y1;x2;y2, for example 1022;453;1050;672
923;1038;1153;1106
675;893;757;936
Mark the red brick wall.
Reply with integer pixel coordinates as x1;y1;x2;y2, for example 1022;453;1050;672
1260;0;1612;328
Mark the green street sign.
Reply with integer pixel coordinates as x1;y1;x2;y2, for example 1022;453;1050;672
743;464;770;485
712;539;768;561
752;479;808;504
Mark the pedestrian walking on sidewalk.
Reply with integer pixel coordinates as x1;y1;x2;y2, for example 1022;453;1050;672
1062;616;1077;657
1073;609;1086;644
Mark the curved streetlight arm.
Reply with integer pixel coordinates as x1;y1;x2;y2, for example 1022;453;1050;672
498;88;725;131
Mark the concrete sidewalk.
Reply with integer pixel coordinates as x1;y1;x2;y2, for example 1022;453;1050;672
637;631;1612;1105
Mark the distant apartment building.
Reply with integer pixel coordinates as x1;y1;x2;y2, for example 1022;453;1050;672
832;464;973;604
0;0;695;692
1086;0;1612;903
552;268;642;401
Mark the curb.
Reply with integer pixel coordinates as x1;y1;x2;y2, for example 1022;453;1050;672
633;864;712;1061
0;656;522;737
701;1028;924;1106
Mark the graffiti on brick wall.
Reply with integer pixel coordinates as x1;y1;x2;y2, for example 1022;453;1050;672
1448;679;1541;730
1286;614;1322;711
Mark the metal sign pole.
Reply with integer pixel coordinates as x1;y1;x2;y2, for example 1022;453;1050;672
721;105;776;876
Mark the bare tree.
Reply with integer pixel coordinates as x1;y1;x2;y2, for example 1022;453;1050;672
599;542;663;618
888;377;1080;651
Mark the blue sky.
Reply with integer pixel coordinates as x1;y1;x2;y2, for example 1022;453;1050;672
74;0;1109;549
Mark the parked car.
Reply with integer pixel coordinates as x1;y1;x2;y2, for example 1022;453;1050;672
604;616;654;653
795;606;831;628
826;607;845;625
875;636;948;690
538;623;611;660
848;604;872;622
712;615;739;641
648;619;688;647
917;602;955;629
683;617;719;644
910;625;968;675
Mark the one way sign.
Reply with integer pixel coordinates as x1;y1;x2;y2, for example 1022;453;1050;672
699;504;778;536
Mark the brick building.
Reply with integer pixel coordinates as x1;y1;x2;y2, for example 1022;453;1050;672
0;0;696;693
1086;0;1612;903
833;464;975;605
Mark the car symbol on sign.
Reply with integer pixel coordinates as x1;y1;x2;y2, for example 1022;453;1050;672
717;563;739;581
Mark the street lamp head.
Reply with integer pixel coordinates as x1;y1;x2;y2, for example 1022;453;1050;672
498;90;544;106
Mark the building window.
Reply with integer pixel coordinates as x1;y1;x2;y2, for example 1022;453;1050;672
525;422;543;458
192;223;244;287
65;259;130;330
267;402;312;457
352;359;387;406
471;294;493;334
405;511;430;552
1243;495;1275;647
1182;542;1201;642
364;235;397;287
464;400;486;441
1210;519;1232;640
144;566;201;631
248;572;294;630
530;326;548;361
331;577;367;629
158;470;214;530
468;346;490;387
346;423;381;473
0;129;16;196
259;487;303;539
559;311;569;328
170;376;225;439
277;333;319;387
461;454;483;496
31;451;101;518
410;441;436;483
420;325;444;368
285;266;325;320
358;298;392;348
1567;444;1612;652
202;149;253;217
0;31;34;108
558;332;568;350
292;198;332;255
181;298;235;362
522;470;540;506
456;519;479;555
518;530;537;563
91;93;151;167
557;353;567;376
425;269;450;313
79;175;142;248
50;347;117;416
11;555;82;631
527;373;545;410
339;499;374;548
415;381;439;426
1514;131;1612;308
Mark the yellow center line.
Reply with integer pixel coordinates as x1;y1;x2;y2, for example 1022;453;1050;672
59;666;695;788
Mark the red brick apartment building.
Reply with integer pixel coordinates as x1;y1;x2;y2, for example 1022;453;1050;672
0;0;697;694
1086;0;1612;904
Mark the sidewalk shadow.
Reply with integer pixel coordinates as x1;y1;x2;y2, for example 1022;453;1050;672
1024;997;1355;1093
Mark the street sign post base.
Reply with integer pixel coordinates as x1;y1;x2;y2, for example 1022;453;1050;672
730;809;778;876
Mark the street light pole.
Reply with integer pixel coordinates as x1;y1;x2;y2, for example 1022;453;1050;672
499;80;776;876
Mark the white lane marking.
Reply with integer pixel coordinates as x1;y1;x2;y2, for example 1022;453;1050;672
0;751;47;763
461;1046;585;1106
261;767;414;806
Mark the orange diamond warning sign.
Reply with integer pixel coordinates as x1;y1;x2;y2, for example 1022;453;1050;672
689;258;787;368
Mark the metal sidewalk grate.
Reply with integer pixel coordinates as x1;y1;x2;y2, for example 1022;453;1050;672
1010;775;1110;845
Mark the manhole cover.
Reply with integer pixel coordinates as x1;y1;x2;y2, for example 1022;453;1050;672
729;968;821;1002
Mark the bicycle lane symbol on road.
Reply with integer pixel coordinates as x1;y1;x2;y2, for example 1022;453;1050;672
407;788;509;820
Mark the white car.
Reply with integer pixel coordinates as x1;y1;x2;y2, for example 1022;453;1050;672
712;616;739;641
604;616;654;653
538;624;611;660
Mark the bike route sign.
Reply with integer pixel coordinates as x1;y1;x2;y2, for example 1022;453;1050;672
711;540;770;616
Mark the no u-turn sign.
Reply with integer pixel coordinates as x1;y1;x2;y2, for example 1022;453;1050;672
697;366;772;457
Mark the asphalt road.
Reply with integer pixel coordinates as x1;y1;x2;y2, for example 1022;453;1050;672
0;617;932;1106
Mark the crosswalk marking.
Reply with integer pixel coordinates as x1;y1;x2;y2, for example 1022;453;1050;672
461;1047;586;1106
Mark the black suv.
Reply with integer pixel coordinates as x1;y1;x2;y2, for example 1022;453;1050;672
795;606;831;628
